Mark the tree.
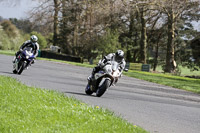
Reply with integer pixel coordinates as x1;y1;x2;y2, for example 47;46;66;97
119;6;141;63
19;0;199;67
97;29;122;56
148;26;167;71
156;0;200;73
191;36;200;65
9;18;33;33
53;0;60;46
29;0;55;35
138;6;147;64
59;0;74;55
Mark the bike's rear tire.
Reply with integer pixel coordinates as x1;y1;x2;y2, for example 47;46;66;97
85;84;93;95
96;79;110;97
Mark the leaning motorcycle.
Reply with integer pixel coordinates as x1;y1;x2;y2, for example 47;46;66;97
13;48;35;75
85;60;127;97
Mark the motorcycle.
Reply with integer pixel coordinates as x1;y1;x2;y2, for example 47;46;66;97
13;47;35;75
85;60;128;97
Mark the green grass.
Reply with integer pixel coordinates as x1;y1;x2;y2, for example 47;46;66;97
155;65;200;76
0;75;147;133
0;50;16;56
124;70;200;94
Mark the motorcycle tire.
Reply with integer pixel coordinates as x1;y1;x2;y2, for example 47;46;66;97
96;79;111;97
85;84;93;95
18;61;25;75
13;70;17;74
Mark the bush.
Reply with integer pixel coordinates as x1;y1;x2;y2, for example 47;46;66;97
1;20;18;38
0;21;25;50
0;21;47;51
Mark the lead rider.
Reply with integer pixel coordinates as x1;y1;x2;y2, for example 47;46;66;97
88;50;126;81
13;35;40;66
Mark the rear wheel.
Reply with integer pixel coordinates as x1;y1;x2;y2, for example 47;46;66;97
96;79;111;97
85;84;93;95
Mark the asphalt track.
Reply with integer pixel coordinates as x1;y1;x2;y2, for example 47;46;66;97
0;54;200;133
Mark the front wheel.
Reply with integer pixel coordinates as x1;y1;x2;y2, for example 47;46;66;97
96;79;111;97
85;84;93;95
18;61;25;75
13;70;17;74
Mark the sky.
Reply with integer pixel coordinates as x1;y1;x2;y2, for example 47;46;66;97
0;0;199;31
0;0;38;19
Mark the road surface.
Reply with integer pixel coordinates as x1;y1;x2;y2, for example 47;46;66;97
0;54;200;133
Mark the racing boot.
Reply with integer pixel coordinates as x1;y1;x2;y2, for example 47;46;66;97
87;69;95;81
87;73;94;81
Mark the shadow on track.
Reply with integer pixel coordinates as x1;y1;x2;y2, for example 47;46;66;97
64;91;96;97
0;71;15;75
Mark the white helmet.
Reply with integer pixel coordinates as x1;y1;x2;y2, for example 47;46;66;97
30;35;38;43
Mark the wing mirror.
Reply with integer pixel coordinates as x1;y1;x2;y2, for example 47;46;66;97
124;68;128;72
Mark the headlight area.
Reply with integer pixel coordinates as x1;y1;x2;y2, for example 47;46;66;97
113;71;119;77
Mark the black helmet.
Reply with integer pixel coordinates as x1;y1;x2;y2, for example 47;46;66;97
115;50;124;61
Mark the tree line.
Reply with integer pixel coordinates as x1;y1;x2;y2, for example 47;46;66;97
1;0;200;73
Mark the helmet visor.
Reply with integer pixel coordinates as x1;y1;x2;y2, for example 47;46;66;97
116;55;123;61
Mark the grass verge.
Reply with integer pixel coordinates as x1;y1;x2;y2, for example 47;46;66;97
0;50;15;56
124;70;200;94
154;65;200;76
0;75;147;133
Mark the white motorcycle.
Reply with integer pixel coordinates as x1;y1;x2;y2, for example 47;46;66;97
85;60;128;97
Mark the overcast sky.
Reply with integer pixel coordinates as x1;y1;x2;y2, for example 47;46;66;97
0;0;38;19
